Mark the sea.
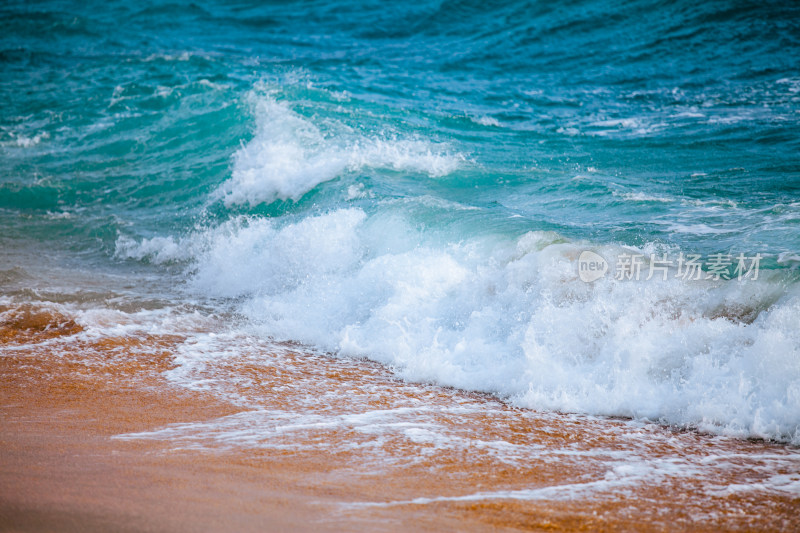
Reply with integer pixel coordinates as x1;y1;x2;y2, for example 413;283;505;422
2;0;800;451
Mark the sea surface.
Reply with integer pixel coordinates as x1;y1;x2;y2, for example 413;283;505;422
2;0;800;448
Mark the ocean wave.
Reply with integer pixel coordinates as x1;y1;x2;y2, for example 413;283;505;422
150;206;800;444
212;91;463;207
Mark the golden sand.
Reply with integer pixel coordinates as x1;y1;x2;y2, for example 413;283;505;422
1;305;798;531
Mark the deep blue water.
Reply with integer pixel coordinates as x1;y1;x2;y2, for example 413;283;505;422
3;0;800;256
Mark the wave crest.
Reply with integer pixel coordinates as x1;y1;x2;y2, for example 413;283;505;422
213;94;463;207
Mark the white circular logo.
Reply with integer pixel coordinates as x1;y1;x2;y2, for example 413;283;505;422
578;250;608;282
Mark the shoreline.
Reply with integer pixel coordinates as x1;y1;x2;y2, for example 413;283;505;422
1;306;799;532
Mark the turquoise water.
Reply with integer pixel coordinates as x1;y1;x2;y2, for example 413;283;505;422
2;1;800;442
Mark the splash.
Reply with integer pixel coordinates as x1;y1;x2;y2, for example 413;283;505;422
213;92;463;207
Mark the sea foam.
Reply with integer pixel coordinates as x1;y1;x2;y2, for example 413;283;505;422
172;206;800;444
213;93;462;207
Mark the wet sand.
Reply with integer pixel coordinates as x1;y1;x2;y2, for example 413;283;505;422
1;304;799;532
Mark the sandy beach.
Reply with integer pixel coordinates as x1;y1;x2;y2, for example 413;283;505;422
1;304;798;532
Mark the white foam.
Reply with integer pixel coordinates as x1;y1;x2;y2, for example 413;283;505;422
141;51;194;62
350;457;693;506
777;252;800;269
615;191;674;203
345;183;369;200
115;235;195;264
662;222;737;235
3;131;50;148
584;117;666;137
180;206;800;444
471;115;501;127
213;93;462;207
